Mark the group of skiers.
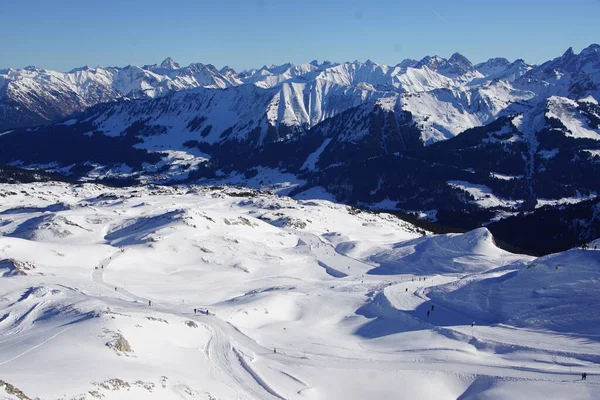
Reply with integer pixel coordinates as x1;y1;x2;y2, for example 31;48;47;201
427;304;435;317
580;243;598;250
111;286;212;317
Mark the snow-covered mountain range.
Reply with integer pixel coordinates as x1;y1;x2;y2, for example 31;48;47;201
0;45;599;254
1;45;595;137
0;58;241;130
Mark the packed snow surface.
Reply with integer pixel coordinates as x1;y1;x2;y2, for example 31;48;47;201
0;182;598;400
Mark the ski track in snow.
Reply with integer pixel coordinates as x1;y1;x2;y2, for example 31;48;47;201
94;247;283;400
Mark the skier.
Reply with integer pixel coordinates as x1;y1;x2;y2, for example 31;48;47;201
582;372;587;380
471;321;475;327
427;311;430;317
431;305;435;311
114;287;117;291
148;300;151;306
273;348;276;354
194;308;197;314
406;288;408;292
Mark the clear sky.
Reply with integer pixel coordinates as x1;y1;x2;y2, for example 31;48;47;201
1;0;599;72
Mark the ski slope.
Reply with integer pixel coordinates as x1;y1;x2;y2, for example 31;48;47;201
0;182;598;399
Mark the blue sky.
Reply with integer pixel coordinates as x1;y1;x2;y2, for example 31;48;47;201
1;0;599;71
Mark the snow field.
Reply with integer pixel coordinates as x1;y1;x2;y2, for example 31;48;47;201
0;182;599;399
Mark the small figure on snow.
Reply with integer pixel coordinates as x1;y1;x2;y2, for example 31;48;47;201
427;311;430;317
431;305;435;311
148;300;152;306
273;348;277;354
406;288;408;292
471;321;475;327
582;372;587;380
115;287;117;291
194;308;197;314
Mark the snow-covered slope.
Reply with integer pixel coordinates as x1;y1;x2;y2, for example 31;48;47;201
545;96;600;140
0;181;598;399
84;78;393;148
428;247;600;334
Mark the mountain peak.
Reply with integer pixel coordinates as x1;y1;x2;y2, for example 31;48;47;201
23;66;42;72
68;65;92;73
447;52;474;71
416;55;446;70
219;65;236;74
449;52;470;64
159;57;180;69
396;59;418;68
475;57;510;72
580;43;600;56
562;47;575;59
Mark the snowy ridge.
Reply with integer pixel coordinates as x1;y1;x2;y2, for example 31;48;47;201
4;45;598;142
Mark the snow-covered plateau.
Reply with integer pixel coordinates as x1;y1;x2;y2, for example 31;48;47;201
0;182;598;400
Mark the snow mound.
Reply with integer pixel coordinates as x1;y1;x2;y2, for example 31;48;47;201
8;215;90;242
429;248;600;334
0;259;37;277
367;228;518;275
221;291;305;329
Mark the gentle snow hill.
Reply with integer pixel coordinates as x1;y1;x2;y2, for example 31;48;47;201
353;227;530;275
428;247;600;334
